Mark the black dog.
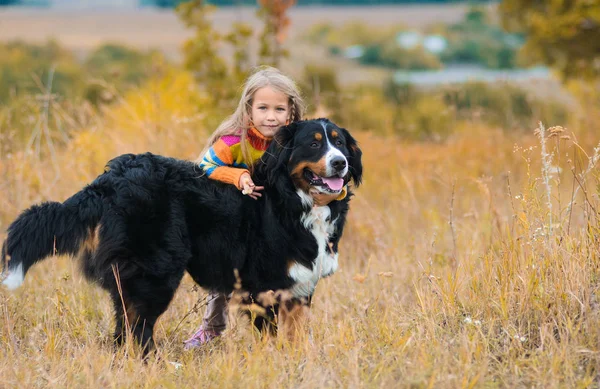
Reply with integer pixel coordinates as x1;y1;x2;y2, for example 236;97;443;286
1;119;362;352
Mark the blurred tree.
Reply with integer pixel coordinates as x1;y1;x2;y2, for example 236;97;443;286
257;0;296;67
499;0;600;80
177;0;228;89
224;22;254;85
176;0;254;128
176;0;297;115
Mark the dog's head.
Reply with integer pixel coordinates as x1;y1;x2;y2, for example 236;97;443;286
259;119;363;202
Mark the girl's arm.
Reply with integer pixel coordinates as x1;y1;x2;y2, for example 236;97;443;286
199;139;250;190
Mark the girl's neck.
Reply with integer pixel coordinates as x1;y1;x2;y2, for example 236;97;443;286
245;126;272;152
248;126;273;141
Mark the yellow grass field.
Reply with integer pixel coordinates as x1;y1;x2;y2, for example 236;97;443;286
0;70;599;387
2;5;600;388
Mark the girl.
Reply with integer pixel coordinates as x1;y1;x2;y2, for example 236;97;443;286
183;66;302;349
184;66;344;349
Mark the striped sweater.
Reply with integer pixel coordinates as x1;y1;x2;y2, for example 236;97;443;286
199;127;271;190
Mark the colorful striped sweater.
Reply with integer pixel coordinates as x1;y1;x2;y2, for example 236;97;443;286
199;126;347;200
199;127;271;190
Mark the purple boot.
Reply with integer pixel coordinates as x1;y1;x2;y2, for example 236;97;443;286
183;327;220;350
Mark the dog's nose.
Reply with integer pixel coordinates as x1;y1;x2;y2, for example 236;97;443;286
331;156;347;172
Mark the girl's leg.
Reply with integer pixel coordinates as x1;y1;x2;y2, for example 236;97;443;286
203;292;229;333
184;292;229;349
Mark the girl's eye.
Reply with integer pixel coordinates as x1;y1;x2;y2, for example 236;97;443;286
310;141;320;148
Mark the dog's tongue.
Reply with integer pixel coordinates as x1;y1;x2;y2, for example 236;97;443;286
322;177;344;191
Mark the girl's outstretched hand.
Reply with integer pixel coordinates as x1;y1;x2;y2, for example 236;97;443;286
239;173;264;200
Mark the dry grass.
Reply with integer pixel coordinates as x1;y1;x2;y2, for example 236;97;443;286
1;70;600;388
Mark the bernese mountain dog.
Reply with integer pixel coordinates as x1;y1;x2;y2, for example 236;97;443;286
1;118;362;353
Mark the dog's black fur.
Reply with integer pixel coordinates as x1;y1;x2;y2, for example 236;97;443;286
1;119;362;352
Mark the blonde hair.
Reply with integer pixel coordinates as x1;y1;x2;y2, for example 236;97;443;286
197;66;306;171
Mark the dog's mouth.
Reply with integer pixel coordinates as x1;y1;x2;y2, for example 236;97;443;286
303;169;344;194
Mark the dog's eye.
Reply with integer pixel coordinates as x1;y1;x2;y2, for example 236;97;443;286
310;141;320;148
335;139;343;146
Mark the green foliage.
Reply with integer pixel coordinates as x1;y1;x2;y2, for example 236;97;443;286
383;80;419;106
304;7;524;71
224;23;254;82
0;40;172;154
440;8;524;69
499;0;600;80
301;64;342;121
342;85;397;134
304;68;569;140
0;40;85;104
85;44;163;84
396;94;455;141
0;40;169;106
441;81;568;129
361;43;443;70
177;1;229;87
83;43;168;105
305;21;396;56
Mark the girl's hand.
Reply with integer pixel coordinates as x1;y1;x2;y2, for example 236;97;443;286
309;188;339;207
239;173;264;200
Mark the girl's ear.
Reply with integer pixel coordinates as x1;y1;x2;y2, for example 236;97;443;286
340;127;363;187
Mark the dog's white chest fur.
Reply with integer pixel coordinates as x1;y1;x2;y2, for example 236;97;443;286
289;205;338;298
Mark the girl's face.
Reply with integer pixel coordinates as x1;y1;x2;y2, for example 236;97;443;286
250;86;290;138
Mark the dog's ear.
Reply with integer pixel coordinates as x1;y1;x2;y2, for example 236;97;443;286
341;127;363;187
261;122;296;187
274;123;296;167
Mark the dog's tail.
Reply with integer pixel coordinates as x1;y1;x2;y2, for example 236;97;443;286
1;188;103;290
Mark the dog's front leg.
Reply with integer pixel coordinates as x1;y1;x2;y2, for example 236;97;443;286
277;295;311;342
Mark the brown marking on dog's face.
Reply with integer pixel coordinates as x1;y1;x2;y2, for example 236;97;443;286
331;130;338;138
289;158;328;192
5;254;11;264
314;133;322;141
